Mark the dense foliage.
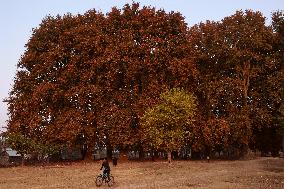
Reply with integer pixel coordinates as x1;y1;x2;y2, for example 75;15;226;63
141;88;196;156
5;3;283;159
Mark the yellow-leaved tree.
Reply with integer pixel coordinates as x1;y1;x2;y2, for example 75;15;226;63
141;88;197;163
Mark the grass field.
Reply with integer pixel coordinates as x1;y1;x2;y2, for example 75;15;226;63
0;157;283;189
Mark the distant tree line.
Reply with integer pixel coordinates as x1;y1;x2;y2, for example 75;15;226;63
5;3;283;161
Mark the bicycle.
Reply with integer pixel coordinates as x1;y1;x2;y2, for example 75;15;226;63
96;173;114;187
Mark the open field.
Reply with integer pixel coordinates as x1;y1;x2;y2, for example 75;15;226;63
0;157;283;189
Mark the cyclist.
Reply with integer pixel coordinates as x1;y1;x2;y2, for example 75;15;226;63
100;158;111;181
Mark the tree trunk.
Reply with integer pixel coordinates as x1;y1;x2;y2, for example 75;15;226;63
240;144;249;158
167;151;172;163
21;155;24;166
46;156;50;165
242;61;251;156
282;136;284;152
243;62;250;107
83;147;94;161
139;149;144;160
151;150;155;161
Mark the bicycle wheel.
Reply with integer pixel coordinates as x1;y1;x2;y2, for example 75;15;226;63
96;175;103;187
107;176;114;187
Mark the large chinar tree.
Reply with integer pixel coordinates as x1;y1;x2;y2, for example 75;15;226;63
189;10;280;157
220;10;277;155
95;3;195;153
6;11;107;159
272;11;284;152
5;3;196;159
188;20;233;156
253;10;284;154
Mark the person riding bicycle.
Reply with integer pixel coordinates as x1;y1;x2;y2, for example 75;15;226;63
100;158;111;181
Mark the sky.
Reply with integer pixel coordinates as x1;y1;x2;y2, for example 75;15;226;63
0;0;283;132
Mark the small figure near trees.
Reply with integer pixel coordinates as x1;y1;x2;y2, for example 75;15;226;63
112;149;119;166
100;158;111;181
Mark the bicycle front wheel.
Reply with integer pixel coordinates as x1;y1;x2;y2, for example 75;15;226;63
96;175;103;187
107;176;114;187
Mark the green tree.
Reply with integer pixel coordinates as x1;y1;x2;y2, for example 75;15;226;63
6;133;36;166
35;141;61;164
141;88;197;163
6;132;61;165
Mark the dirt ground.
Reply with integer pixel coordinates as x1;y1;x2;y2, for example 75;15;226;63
0;157;283;189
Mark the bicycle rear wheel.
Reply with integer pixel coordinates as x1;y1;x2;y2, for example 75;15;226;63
96;175;103;187
107;176;114;187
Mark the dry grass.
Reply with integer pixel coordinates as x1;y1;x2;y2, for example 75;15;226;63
0;157;283;189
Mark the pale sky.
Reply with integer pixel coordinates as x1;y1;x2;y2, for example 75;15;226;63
0;0;283;132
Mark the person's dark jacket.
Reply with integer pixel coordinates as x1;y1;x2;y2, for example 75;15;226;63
100;161;110;171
